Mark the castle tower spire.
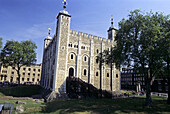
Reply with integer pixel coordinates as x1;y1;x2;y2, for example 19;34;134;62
44;28;52;49
107;15;116;41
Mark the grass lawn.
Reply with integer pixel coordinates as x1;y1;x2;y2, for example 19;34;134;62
0;86;170;114
42;96;170;114
0;96;169;114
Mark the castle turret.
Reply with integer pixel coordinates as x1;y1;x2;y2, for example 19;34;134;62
44;28;52;49
107;16;116;41
53;0;71;93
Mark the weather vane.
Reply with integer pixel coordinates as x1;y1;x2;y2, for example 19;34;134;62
111;15;113;27
63;0;68;10
48;27;51;36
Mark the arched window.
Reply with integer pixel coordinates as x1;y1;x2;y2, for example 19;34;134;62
84;69;87;76
96;72;98;76
107;73;109;77
96;49;99;54
84;56;87;62
71;54;74;60
96;58;98;63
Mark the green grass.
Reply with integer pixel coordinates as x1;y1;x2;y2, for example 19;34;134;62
42;96;170;114
0;86;170;114
0;85;41;97
0;99;45;114
0;96;169;114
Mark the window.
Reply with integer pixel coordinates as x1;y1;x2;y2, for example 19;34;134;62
61;46;65;50
33;69;36;72
96;72;98;76
96;49;99;54
71;54;74;60
22;78;24;81
116;74;118;78
23;68;26;70
2;70;7;73
1;75;3;80
10;77;13;82
28;73;30;76
4;76;7;81
32;78;34;81
12;67;15;69
37;79;39;82
33;73;35;76
27;78;29;81
74;45;77;48
38;74;40;76
84;56;87;62
12;72;14;74
3;66;7;68
96;59;98;64
38;69;40;72
84;69;87;76
28;68;31;71
81;46;85;49
23;72;25;75
107;73;109;77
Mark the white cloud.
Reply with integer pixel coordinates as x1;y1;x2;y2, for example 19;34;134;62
15;21;56;40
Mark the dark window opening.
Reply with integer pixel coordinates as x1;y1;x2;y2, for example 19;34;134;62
84;69;87;76
116;74;118;78
71;54;74;59
96;72;98;76
107;73;109;77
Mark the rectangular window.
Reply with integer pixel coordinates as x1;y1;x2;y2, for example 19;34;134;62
2;70;7;73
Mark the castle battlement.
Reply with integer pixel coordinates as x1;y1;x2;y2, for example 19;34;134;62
70;30;113;43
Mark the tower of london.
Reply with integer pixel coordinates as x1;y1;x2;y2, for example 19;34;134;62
40;1;120;97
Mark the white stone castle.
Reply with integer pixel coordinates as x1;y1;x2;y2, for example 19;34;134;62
40;1;120;96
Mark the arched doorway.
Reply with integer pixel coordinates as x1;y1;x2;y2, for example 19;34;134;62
69;67;74;77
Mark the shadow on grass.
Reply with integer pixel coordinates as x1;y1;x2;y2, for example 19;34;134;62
0;85;41;97
42;96;170;114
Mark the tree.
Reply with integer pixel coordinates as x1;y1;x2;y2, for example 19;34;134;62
161;19;170;104
0;37;2;49
104;10;169;107
0;40;37;85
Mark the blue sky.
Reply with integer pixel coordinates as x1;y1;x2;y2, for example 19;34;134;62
0;0;170;64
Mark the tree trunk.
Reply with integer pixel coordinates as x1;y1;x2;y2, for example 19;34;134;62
167;77;170;104
167;58;170;104
145;69;152;107
146;78;152;107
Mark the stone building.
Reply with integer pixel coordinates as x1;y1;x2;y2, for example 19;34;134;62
40;1;120;96
0;64;42;85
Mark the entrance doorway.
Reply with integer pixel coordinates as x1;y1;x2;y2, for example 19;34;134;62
69;67;74;77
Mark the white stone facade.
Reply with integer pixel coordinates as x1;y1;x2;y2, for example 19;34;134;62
40;9;120;94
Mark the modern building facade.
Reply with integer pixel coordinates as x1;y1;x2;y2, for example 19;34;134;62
40;1;120;96
121;68;168;93
0;64;42;85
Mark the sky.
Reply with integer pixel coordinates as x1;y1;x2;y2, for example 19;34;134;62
0;0;170;64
